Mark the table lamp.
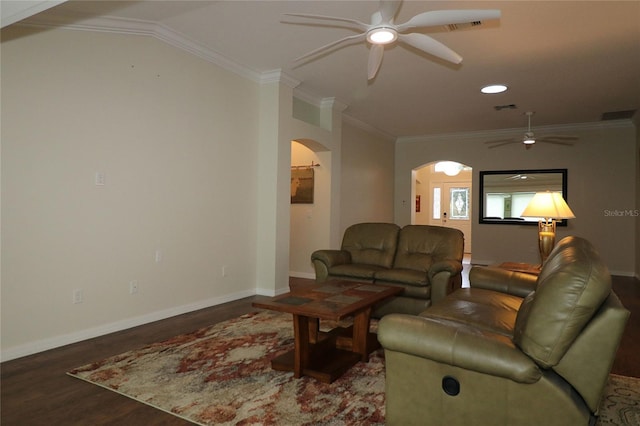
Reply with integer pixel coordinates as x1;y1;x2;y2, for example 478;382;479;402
520;191;575;264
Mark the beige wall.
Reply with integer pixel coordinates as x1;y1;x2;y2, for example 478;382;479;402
1;25;364;359
1;27;261;358
340;121;395;234
395;122;638;276
288;119;395;277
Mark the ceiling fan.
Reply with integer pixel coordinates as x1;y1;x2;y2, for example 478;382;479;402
506;174;537;181
485;112;578;150
283;1;501;80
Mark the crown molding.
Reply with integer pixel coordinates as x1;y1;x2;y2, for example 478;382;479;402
293;87;324;108
1;0;66;28
342;114;396;143
397;119;635;144
17;14;337;93
19;14;262;83
260;70;300;88
321;97;348;113
293;87;348;114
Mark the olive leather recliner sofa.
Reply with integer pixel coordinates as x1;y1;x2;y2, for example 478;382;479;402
311;222;464;316
378;236;630;426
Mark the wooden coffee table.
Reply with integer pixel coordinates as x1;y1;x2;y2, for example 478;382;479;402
252;279;402;383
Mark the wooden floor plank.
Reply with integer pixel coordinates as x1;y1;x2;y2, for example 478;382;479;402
1;277;638;425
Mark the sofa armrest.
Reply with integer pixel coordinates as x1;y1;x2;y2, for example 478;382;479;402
469;266;537;298
311;249;351;267
428;259;463;280
378;314;541;384
311;249;351;282
428;260;463;303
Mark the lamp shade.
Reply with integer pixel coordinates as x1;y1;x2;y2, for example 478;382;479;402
521;191;576;220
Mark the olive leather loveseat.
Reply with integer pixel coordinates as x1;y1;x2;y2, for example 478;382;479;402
378;236;630;426
311;223;464;316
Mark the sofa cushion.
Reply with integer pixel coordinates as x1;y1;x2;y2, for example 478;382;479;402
374;280;432;299
513;237;612;368
393;225;464;272
375;268;428;286
341;223;400;268
329;263;388;280
420;288;523;337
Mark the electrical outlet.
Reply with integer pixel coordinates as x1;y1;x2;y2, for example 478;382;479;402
73;289;83;304
129;280;139;295
222;266;227;277
155;249;162;263
95;172;106;186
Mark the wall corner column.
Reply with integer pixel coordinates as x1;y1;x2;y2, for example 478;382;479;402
256;71;300;295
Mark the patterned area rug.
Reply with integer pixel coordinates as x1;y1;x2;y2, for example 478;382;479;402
68;310;639;425
599;374;640;425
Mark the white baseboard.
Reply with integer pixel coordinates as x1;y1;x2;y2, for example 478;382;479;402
609;270;638;278
1;289;255;362
289;271;315;280
469;259;494;267
255;286;289;297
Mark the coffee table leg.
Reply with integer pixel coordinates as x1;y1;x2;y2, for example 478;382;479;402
308;317;319;344
292;314;310;378
352;307;372;362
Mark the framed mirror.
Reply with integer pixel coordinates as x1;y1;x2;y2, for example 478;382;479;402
479;169;568;225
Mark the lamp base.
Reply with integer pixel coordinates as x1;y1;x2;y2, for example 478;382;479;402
538;220;556;264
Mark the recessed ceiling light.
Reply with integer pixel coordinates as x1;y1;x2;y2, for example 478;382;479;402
481;84;508;94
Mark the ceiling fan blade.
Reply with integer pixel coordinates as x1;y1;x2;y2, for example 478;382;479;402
293;33;366;63
487;141;518;148
376;0;402;24
485;139;520;145
368;44;385;80
282;13;369;32
399;33;462;64
397;9;501;32
539;135;578;140
538;140;575;146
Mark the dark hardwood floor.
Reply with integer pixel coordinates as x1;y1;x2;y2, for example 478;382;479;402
2;276;638;425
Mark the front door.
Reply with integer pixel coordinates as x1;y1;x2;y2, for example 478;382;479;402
429;182;472;252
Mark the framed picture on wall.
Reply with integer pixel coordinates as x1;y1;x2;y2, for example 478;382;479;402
291;167;314;204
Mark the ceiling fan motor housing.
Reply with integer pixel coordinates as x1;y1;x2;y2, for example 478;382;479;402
523;132;536;144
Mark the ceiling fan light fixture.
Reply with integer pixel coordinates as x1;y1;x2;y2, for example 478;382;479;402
367;27;397;45
481;84;508;94
523;127;535;144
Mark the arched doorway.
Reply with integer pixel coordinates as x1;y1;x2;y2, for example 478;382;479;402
289;140;331;278
413;161;472;254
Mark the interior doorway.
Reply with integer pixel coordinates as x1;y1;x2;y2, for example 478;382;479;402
413;161;472;254
290;140;331;279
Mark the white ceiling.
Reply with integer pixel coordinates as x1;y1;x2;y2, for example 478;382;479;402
8;0;640;139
